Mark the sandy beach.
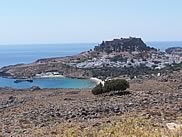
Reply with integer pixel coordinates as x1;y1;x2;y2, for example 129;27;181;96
90;77;105;85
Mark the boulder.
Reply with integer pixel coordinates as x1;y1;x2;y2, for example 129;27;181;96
30;86;41;91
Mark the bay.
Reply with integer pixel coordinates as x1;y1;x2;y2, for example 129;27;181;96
0;77;96;89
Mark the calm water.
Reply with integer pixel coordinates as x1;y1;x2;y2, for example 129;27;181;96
0;43;96;67
0;77;96;89
0;42;181;89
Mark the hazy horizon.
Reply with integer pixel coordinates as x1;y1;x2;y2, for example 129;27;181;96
0;0;182;44
0;40;182;46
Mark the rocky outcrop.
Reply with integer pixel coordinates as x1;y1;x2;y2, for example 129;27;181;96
94;37;157;53
165;47;182;55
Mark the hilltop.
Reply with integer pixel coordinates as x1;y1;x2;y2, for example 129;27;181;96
94;37;156;53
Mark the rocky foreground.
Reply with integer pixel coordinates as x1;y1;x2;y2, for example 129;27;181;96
0;79;182;136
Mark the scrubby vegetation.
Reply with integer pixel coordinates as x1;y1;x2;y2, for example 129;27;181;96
103;79;129;93
92;79;129;95
92;83;103;95
109;55;127;62
90;65;159;79
161;63;182;73
90;62;182;80
33;117;182;137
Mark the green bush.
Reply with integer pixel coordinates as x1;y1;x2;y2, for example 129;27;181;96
103;79;129;93
92;83;103;95
110;55;127;62
92;79;129;95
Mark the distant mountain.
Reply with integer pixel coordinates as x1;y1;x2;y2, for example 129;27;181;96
165;47;182;55
94;37;157;53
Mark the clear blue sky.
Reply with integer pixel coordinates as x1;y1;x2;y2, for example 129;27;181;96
0;0;182;44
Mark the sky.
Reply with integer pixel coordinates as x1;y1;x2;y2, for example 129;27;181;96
0;0;182;44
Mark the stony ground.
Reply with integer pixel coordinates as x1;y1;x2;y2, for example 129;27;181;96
0;80;182;137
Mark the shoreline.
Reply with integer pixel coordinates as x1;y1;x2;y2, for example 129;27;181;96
0;76;97;89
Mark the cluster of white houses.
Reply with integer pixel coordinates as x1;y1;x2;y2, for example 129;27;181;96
35;72;64;78
69;51;182;69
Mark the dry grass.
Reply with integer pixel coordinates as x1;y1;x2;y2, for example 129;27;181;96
33;117;182;137
129;80;174;92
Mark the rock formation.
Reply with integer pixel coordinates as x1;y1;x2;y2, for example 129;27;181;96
165;47;182;55
94;37;157;53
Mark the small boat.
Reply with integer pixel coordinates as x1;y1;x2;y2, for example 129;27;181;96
14;79;33;83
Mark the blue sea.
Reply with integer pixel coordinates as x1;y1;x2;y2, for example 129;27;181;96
0;43;96;67
0;42;181;89
0;77;95;89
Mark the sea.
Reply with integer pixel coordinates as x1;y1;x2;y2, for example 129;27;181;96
0;42;181;89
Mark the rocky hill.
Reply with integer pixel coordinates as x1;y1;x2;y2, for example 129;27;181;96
165;47;182;55
0;62;90;79
94;37;157;53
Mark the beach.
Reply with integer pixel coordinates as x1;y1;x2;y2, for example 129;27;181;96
90;77;105;85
